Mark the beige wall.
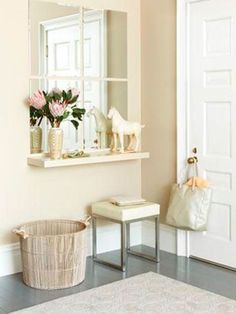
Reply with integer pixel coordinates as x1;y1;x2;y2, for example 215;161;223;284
0;0;141;246
0;0;176;245
141;0;176;222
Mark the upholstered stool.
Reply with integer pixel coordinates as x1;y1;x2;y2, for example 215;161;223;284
91;201;160;272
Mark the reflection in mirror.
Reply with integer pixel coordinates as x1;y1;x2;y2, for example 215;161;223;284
84;81;127;150
29;1;128;153
29;0;80;76
83;9;127;78
29;78;46;153
106;10;127;78
30;2;127;79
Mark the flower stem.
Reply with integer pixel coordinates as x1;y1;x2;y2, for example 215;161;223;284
37;116;43;127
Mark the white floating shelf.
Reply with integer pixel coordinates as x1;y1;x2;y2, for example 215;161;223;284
28;151;150;168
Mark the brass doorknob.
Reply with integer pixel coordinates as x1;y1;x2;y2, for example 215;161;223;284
187;148;198;164
187;156;198;164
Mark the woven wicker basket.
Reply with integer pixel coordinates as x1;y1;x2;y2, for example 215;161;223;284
13;219;89;290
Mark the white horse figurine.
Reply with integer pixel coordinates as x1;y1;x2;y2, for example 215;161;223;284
108;107;145;153
87;107;112;149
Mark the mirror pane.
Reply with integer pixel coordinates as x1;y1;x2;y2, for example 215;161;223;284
84;81;128;150
106;10;127;78
29;79;127;152
83;9;127;78
29;0;80;76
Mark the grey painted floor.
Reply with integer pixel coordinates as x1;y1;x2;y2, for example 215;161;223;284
1;246;236;313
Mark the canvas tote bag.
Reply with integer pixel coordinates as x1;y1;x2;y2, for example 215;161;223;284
166;163;212;231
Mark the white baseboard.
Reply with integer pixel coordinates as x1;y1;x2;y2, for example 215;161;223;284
142;221;177;254
0;243;22;277
0;222;176;278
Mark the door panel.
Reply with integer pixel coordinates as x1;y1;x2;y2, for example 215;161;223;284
188;0;236;268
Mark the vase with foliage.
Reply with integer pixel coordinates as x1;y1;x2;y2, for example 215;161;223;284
45;88;85;160
28;90;46;153
28;88;85;159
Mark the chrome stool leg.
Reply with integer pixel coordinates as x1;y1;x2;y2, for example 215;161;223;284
127;215;160;263
92;215;127;271
126;223;130;250
121;222;126;272
92;216;97;258
155;216;160;262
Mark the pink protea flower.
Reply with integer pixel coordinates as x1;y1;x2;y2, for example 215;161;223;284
28;90;46;110
49;100;67;118
51;87;62;95
71;88;80;97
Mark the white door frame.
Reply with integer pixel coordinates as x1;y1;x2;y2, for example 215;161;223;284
176;0;208;257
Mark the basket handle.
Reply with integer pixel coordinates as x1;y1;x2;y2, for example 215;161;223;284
79;215;91;226
12;228;29;239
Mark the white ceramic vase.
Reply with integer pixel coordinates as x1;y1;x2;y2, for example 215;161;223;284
30;126;42;154
48;128;63;160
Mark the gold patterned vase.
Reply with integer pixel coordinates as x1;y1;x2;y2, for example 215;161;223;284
30;126;42;154
48;128;63;160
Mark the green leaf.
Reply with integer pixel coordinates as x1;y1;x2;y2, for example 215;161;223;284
70;120;79;130
54;93;61;101
30;106;36;117
46;94;53;103
62;90;67;101
63;111;70;120
73;107;86;114
67;89;72;101
68;95;79;104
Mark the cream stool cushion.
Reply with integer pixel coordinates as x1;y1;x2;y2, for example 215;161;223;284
92;201;160;222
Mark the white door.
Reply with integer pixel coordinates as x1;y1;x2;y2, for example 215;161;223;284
186;0;236;268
